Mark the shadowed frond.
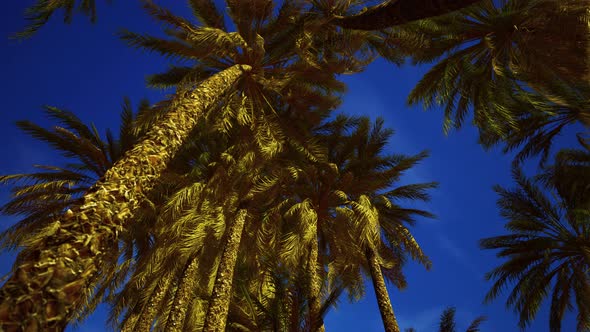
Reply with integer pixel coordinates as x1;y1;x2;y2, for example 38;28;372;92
15;0;101;39
481;159;590;330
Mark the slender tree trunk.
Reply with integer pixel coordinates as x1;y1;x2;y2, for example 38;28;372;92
0;64;251;331
366;248;400;332
164;255;200;332
307;222;325;332
288;284;301;332
121;274;172;332
202;209;248;332
331;0;481;30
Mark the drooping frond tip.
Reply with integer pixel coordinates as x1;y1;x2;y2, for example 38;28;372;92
14;0;99;39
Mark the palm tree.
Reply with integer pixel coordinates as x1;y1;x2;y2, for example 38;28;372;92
326;117;436;332
0;61;247;330
330;0;482;30
480;149;590;331
200;153;274;332
344;194;433;332
0;99;163;321
437;307;486;332
404;0;589;144
277;115;436;332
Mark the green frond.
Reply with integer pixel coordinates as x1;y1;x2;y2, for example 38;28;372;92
253;113;285;158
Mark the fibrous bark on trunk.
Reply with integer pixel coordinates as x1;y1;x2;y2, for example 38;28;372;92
0;64;251;331
307;221;325;332
164;255;200;332
121;274;172;332
202;209;248;332
366;248;400;332
332;0;481;30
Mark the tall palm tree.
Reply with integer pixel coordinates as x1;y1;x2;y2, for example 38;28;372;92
480;147;590;331
404;0;589;144
277;115;436;332
106;126;253;331
344;193;433;332
0;99;171;328
326;117;436;332
0;62;247;330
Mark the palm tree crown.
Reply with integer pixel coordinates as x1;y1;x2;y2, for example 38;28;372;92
481;144;590;331
404;0;589;147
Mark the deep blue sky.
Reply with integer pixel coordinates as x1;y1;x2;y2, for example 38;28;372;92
0;1;581;331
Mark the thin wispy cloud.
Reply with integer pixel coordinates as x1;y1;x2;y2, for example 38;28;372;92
436;234;481;275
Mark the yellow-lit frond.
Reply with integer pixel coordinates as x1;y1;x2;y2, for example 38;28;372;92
394;225;431;269
161;182;206;222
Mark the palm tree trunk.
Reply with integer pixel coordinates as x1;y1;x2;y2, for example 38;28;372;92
288;284;301;332
164;255;200;332
202;209;248;332
0;64;251;331
366;248;400;332
331;0;481;30
121;274;172;332
307;223;325;332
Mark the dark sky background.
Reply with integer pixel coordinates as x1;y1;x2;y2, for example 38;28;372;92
0;1;582;331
